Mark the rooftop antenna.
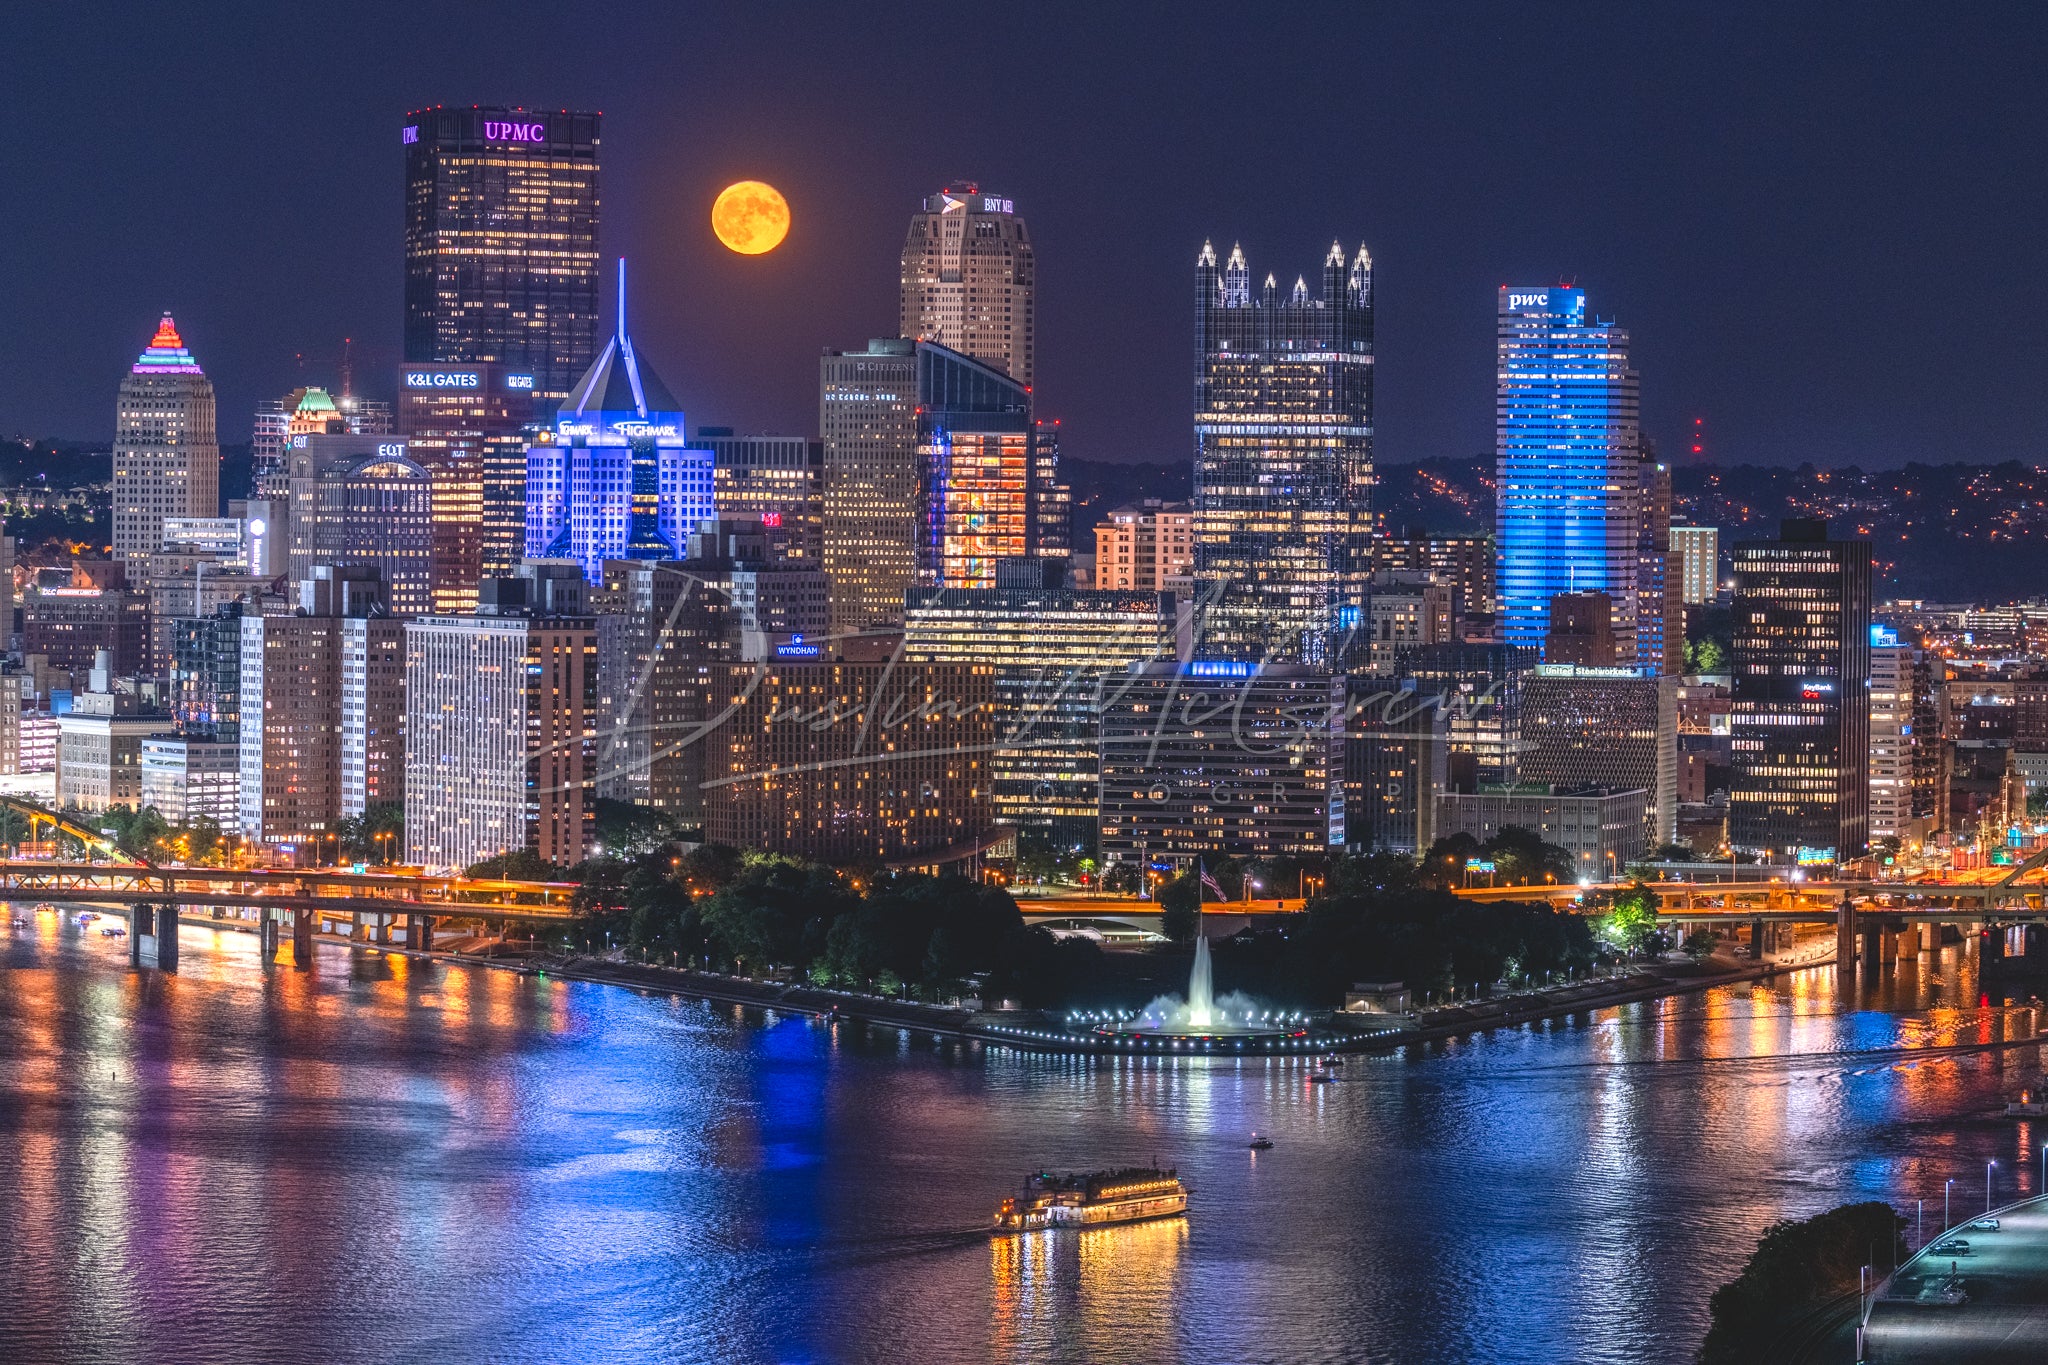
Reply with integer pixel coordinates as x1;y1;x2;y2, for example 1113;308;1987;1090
617;257;628;345
339;337;354;400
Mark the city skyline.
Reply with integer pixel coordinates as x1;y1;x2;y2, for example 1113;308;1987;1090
5;4;2043;472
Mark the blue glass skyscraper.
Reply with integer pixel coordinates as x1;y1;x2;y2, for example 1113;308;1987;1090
1493;286;1641;659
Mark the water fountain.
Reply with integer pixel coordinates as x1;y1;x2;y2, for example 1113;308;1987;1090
1093;920;1298;1045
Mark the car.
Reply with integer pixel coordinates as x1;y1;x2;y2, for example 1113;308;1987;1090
1970;1218;2000;1232
1931;1238;1971;1256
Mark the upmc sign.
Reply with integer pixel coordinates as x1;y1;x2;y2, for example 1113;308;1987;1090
484;120;545;143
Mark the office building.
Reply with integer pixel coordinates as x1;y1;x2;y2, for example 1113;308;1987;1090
113;316;219;571
900;183;1034;386
404;608;597;872
1870;627;1940;846
403;105;602;405
524;265;714;583
820;340;919;629
591;558;733;817
23;563;150;675
701;430;825;564
1338;679;1450;855
1098;663;1343;864
141;737;239;827
917;342;1036;588
398;361;536;579
1544;592;1619;668
1728;520;1873;864
1494;286;1641;659
56;688;168;814
1192;240;1374;662
145;566;270;675
340;617;408;818
1096;501;1194;592
286;433;437;615
170;602;245;743
1434;785;1650;875
701;659;995;866
1030;418;1071;564
237;572;385;849
905;585;1182;840
1385;643;1535;790
1358;576;1454;674
1377;529;1496;618
1671;525;1719;605
1518;665;1678;845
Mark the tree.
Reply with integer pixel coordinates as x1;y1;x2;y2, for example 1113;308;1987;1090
1601;882;1662;957
1157;874;1201;942
1682;929;1720;961
591;799;681;858
466;849;568;881
1700;1202;1905;1365
336;803;402;863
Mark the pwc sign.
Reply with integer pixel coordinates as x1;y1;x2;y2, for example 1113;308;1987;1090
1506;291;1550;311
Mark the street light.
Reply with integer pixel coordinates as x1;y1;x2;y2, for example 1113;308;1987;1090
1945;1178;1955;1230
1989;1159;1998;1214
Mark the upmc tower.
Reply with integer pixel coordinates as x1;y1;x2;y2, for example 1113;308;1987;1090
402;106;602;407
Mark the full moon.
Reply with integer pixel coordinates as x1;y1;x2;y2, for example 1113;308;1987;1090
711;181;790;255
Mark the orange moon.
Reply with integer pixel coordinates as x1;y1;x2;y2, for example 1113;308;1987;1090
711;181;790;255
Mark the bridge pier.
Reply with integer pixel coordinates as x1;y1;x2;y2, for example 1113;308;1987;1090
292;908;312;968
129;902;145;967
1750;918;1767;959
1837;895;1857;982
259;913;280;964
405;914;434;951
153;902;179;972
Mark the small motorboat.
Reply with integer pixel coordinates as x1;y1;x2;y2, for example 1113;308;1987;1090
76;912;99;923
99;926;126;938
1248;1133;1274;1151
1319;1054;1345;1068
1308;1070;1338;1084
2004;1088;2048;1118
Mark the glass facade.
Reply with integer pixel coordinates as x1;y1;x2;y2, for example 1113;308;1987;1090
1727;521;1872;864
1192;240;1375;663
820;341;919;630
916;344;1034;589
1493;287;1641;659
403;107;601;406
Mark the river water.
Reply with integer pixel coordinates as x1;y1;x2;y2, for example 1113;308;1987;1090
3;916;2045;1365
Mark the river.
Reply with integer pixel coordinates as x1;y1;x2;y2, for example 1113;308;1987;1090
2;915;2044;1364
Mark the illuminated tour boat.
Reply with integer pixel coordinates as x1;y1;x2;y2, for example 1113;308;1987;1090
990;1168;1189;1233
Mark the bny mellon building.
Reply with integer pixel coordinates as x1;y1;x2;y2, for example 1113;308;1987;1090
1191;240;1375;663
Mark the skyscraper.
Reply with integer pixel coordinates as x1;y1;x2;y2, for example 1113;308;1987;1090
821;339;918;630
402;106;602;406
1494;286;1641;661
1670;524;1719;605
523;264;714;583
1728;520;1872;865
398;361;536;579
1192;240;1375;663
917;342;1034;588
900;183;1033;386
113;316;219;570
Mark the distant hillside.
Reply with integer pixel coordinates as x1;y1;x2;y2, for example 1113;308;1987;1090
1380;455;2048;603
1061;458;1189;537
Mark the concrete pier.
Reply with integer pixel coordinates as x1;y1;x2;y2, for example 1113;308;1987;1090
153;902;179;972
292;908;313;968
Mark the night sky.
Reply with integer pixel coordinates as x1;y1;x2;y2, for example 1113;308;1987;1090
3;2;2042;469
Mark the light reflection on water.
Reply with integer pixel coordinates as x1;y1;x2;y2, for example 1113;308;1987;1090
2;914;2046;1364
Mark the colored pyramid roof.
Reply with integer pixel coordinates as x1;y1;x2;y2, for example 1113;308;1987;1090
132;313;205;375
558;260;682;426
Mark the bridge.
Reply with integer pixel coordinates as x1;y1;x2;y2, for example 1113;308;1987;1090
2;859;582;969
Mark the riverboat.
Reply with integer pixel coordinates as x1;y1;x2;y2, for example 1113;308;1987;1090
991;1167;1188;1233
2003;1087;2048;1117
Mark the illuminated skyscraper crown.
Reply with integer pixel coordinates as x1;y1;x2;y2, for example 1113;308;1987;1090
132;314;205;375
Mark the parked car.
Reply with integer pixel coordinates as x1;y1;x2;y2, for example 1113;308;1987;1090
1970;1218;2000;1232
1931;1238;1971;1256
